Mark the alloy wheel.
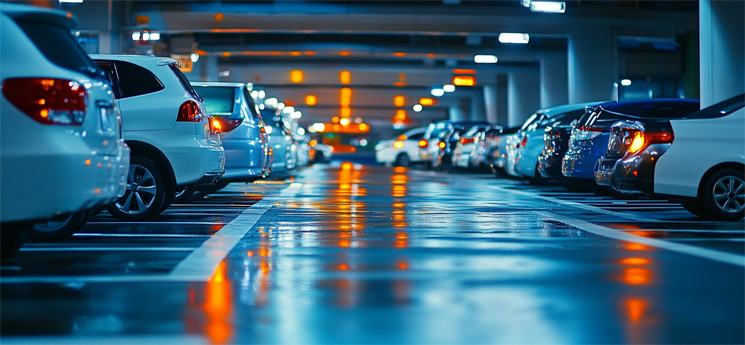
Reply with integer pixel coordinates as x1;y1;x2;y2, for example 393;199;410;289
711;175;745;214
115;164;158;214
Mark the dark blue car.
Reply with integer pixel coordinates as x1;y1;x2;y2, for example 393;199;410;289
561;99;700;187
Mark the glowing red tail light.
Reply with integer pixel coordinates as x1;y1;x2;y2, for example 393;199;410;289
520;135;528;147
460;137;475;145
437;141;446;149
210;117;243;133
177;100;203;122
2;78;87;125
418;139;428;148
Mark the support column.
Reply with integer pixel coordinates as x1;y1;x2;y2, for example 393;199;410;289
699;0;745;107
449;106;464;122
540;51;569;108
200;55;219;82
496;75;509;125
469;88;486;122
568;27;617;103
483;84;498;124
507;67;540;127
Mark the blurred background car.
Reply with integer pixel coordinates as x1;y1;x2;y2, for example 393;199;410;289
513;102;600;183
469;126;504;172
92;55;225;220
192;82;271;190
260;106;297;173
375;126;426;167
433;123;490;170
537;123;576;182
598;93;744;220
490;126;521;176
452;124;497;171
309;138;333;163
1;3;129;257
561;99;700;192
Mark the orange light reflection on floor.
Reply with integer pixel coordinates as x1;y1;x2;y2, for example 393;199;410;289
625;242;653;251
620;257;651;265
623;267;651;285
393;167;407;173
625;298;647;323
204;261;233;344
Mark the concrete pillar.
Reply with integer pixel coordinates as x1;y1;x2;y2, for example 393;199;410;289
699;0;745;107
200;55;219;82
449;106;464;121
540;51;569;108
568;27;617;103
469;89;487;122
507;67;540;127
496;74;509;126
483;84;498;124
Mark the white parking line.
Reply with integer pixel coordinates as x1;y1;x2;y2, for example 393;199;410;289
19;247;194;252
0;335;205;345
166;182;303;282
86;221;227;225
73;233;211;238
543;213;745;267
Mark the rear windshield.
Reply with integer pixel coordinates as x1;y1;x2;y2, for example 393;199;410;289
15;19;103;80
684;94;744;119
169;64;202;101
242;88;263;121
193;86;236;115
260;109;284;129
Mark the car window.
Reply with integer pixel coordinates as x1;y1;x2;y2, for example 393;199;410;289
15;18;103;80
169;64;202;101
684;94;745;119
193;86;236;115
260;109;285;129
407;132;424;140
545;109;585;127
113;61;164;98
520;113;540;131
95;62;122;99
242;88;263;121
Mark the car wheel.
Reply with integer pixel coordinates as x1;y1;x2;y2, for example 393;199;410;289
699;168;745;221
394;153;411;167
107;155;166;221
29;211;88;242
173;183;197;203
1;225;27;261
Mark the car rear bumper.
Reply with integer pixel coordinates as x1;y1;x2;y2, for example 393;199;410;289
609;144;668;195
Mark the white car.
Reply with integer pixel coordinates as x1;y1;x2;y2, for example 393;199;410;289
375;127;426;166
92;55;225;220
452;125;492;170
652;94;744;220
1;3;129;256
260;107;297;173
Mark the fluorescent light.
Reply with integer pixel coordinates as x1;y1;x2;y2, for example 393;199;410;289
149;32;160;41
474;55;498;63
190;53;200;63
131;32;140;41
499;33;530;44
251;90;259;98
443;84;456;92
218;70;230;77
413;104;423;112
297;127;305;135
521;0;531;7
530;1;565;13
258;90;266;99
59;0;84;3
431;88;445;97
277;103;285;110
265;98;278;107
621;79;632;86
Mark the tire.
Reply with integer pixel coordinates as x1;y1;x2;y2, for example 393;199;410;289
1;225;27;261
680;200;707;217
107;155;167;221
173;184;197;203
28;211;88;242
699;168;745;221
394;153;411;167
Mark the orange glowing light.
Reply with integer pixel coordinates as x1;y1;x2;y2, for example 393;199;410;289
340;71;351;84
259;248;270;257
67;12;72;18
623;267;651;285
438;141;446;149
338;263;349;271
419;98;435;106
393;202;405;208
395;232;408;240
290;70;304;83
94;188;101;194
305;95;317;106
626;298;647;323
358;123;369;132
393;141;404;149
331;116;340;124
339;240;351;248
620;257;651;265
40;109;49;118
309;140;318;146
304;51;315;55
222;52;231;57
394;95;405;107
340;108;352;118
339;51;351;56
394;167;407;173
205;261;232;344
397;262;409;270
340;87;352;107
394;109;407;120
394;82;406;87
290;51;302;56
215;13;224;21
341;162;354;170
394;52;406;57
453;69;476;74
85;159;91;165
453;75;476;86
625;242;652;251
37;99;46;105
247;251;255;257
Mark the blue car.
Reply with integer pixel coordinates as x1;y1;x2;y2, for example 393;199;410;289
561;99;700;187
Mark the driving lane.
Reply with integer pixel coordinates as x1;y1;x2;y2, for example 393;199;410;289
1;162;743;344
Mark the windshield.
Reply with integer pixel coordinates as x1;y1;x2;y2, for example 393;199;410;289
193;85;236;116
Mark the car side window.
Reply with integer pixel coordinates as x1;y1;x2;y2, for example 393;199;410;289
408;132;424;140
113;61;164;99
95;61;122;99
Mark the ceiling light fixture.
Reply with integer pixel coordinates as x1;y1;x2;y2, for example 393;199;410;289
499;33;530;44
474;55;498;63
530;1;566;13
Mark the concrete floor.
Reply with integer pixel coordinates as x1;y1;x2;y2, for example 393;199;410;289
1;162;744;344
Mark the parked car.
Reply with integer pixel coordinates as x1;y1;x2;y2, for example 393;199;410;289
192;82;271;183
309;139;333;163
434;123;491;169
452;125;500;170
419;121;489;168
490;126;520;176
260;107;297;173
514;102;600;182
375;127;426;167
596;93;744;220
561;99;700;190
92;55;225;220
1;3;129;257
537;124;575;181
469;126;504;171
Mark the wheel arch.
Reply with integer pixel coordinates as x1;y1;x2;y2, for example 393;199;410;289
697;162;745;197
125;140;177;192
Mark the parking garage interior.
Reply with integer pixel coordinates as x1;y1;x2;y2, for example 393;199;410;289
1;0;744;344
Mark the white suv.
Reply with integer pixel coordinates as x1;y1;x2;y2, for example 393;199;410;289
376;127;426;167
91;55;225;220
1;4;129;257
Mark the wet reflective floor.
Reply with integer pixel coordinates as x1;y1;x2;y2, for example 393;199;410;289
2;162;744;344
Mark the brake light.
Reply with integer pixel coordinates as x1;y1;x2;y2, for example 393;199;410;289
460;137;475;145
177;100;203;122
2;78;87;125
628;131;645;153
418;139;428;148
520;136;528;147
309;139;318;147
209;117;222;133
393;141;404;149
438;141;446;149
627;130;674;154
210;117;243;133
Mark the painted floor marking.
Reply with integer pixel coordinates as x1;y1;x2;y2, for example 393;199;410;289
86;221;228;226
73;233;211;238
543;212;745;267
166;182;303;282
19;247;194;252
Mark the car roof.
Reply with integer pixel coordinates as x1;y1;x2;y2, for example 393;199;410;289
538;101;606;116
192;81;246;88
89;54;177;66
0;3;76;29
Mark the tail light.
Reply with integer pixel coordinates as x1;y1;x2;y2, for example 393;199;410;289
393;141;404;149
2;78;87;125
418;139;428;148
520;135;528;147
309;139;318;147
460;137;475;145
627;130;674;154
177;100;203;122
210;117;243;133
438;141;446;149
